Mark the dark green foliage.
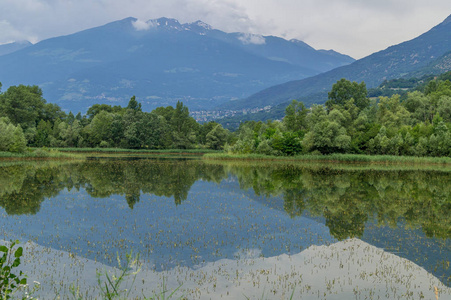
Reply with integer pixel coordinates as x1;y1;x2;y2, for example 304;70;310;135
1;77;450;157
0;86;230;151
283;100;308;133
278;132;303;155
0;85;46;130
86;104;123;120
206;124;229;150
126;95;142;112
326;78;369;111
228;77;451;157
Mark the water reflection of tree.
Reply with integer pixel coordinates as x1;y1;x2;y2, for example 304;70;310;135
228;164;451;240
0;163;67;215
0;160;229;214
0;161;449;240
78;160;227;207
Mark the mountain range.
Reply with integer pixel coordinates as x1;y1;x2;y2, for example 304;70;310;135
220;14;451;111
0;17;353;113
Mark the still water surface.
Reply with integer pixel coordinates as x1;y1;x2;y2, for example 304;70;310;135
0;158;450;299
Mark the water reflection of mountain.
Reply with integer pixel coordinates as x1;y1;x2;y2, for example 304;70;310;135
219;174;451;286
18;238;451;299
1;180;334;270
0;160;449;285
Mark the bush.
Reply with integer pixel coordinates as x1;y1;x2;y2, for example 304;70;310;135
0;119;27;153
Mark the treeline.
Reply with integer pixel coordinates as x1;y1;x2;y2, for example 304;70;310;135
1;77;450;157
0;83;231;151
228;78;451;157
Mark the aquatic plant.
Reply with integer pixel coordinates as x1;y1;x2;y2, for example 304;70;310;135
0;240;27;299
96;251;141;299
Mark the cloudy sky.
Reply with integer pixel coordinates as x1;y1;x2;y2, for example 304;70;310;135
1;0;451;59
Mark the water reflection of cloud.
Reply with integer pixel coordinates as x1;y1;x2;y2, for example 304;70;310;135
233;248;262;259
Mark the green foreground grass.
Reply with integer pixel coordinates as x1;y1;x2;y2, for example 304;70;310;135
203;153;451;165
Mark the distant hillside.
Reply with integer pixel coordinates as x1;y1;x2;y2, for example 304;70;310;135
407;50;451;78
217;69;451;131
0;41;32;56
0;17;353;113
219;14;451;111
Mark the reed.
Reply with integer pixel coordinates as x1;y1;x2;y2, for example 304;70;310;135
53;147;220;154
0;149;81;160
203;153;451;165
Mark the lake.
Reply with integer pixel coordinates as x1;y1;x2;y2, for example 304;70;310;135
0;158;450;299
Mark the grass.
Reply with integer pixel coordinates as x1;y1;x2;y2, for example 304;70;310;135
53;147;220;154
0;148;222;161
203;153;451;165
0;148;83;160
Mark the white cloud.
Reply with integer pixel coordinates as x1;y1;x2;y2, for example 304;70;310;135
0;0;451;58
238;33;266;45
0;19;37;44
132;19;152;31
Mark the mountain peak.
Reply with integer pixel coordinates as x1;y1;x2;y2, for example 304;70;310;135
153;17;183;30
188;20;212;31
289;39;315;50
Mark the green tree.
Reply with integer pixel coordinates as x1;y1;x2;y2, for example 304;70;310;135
41;102;66;123
0;85;46;129
206;124;229;150
170;101;198;149
34;120;53;147
303;118;351;154
86;104;123;120
428;121;451;156
376;95;411;130
283;100;308;133
85;110;114;146
437;96;451;122
306;104;327;130
198;122;220;145
227;125;256;154
59;120;82;147
326;78;369;111
0;118;27;153
126;95;142;112
404;91;432;124
123;111;169;149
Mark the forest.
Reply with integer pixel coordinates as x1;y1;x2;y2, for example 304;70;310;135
0;76;450;157
0;84;230;151
228;78;451;157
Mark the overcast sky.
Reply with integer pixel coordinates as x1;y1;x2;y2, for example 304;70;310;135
1;0;451;59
